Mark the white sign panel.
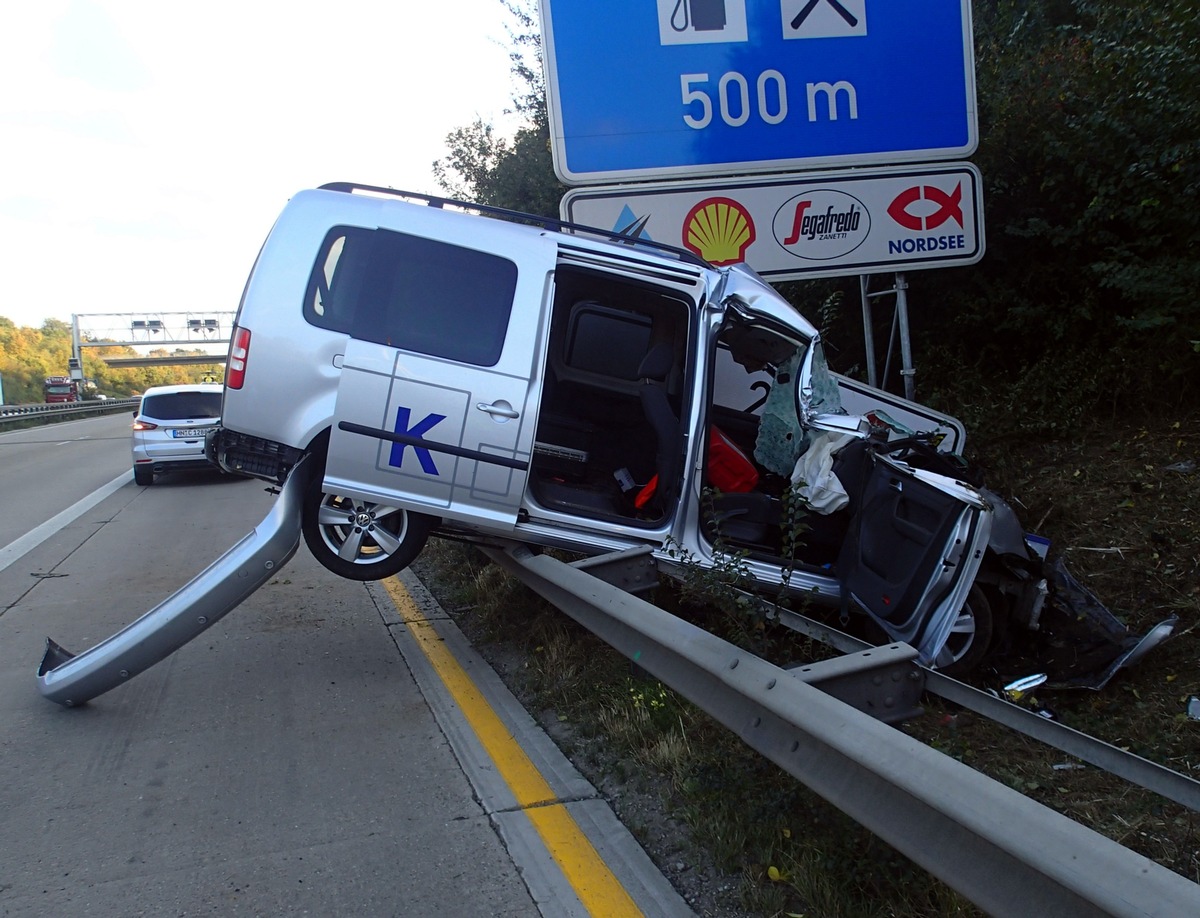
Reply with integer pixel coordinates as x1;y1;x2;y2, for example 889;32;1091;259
561;164;984;280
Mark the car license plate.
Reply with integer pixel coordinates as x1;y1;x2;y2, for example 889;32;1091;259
171;427;215;438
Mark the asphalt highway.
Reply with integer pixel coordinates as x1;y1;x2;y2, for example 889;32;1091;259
0;414;691;916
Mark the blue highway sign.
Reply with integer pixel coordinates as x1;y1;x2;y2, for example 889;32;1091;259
540;0;977;184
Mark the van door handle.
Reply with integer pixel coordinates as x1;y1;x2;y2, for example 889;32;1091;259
476;400;519;420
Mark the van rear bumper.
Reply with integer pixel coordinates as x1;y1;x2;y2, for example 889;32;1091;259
207;427;305;484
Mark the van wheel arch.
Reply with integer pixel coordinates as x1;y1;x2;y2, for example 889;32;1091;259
304;428;332;472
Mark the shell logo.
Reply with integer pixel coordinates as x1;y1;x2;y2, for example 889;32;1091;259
682;197;755;266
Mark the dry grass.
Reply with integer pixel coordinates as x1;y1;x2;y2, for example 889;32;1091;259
955;410;1200;881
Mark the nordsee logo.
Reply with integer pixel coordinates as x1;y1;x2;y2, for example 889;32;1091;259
885;182;970;257
772;189;870;261
887;235;967;254
887;183;964;231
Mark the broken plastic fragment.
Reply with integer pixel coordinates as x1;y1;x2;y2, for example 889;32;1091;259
1004;673;1047;702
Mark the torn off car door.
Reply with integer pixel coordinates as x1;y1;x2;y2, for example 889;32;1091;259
836;452;992;665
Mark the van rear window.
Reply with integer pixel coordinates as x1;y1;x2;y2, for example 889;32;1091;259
305;226;518;367
140;392;222;420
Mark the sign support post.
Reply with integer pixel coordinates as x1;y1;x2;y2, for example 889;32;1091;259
896;273;916;402
859;273;918;402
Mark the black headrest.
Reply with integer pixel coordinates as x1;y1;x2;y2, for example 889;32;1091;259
638;343;673;381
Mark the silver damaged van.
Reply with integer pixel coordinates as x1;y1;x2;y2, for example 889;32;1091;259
209;183;997;672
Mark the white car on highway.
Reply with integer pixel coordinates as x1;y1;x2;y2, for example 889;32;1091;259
132;384;223;485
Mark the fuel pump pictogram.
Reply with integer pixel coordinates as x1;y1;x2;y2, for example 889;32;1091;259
671;0;727;32
657;0;746;44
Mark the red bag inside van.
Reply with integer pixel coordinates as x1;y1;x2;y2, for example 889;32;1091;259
636;426;758;509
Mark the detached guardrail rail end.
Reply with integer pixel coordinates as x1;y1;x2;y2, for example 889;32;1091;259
36;454;313;706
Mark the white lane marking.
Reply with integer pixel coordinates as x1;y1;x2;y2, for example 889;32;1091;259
0;470;132;574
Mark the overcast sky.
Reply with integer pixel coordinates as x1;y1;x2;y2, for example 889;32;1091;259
0;0;522;333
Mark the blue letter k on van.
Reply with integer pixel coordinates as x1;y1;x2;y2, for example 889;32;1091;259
389;406;446;475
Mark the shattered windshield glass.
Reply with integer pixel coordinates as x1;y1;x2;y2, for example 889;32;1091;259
713;308;847;477
754;346;806;477
714;319;811;477
806;341;843;416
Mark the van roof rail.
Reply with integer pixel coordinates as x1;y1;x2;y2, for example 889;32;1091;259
317;182;710;270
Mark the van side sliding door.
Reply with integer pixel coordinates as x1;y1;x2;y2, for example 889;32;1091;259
319;221;557;531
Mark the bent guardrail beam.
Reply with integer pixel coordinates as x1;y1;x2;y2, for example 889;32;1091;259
485;543;1200;918
37;455;314;706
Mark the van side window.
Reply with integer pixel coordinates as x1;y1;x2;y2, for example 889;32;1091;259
564;302;653;380
310;236;345;318
304;226;518;367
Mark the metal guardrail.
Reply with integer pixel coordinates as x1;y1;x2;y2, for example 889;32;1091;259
0;398;140;426
37;455;313;706
484;543;1200;918
758;601;1200;813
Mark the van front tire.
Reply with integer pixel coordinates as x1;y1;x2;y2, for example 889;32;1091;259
301;479;435;581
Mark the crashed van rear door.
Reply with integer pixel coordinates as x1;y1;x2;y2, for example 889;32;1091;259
320;213;558;531
836;451;992;665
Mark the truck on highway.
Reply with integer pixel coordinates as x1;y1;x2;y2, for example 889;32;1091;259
43;376;82;403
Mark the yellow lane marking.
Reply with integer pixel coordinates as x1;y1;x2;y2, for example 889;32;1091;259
383;576;644;918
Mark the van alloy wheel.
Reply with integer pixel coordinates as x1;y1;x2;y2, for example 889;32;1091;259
301;479;435;581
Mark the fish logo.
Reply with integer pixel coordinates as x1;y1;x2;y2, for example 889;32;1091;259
887;183;964;231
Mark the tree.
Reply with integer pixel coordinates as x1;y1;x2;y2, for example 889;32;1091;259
0;314;217;403
432;0;1199;424
872;0;1199;426
432;1;564;216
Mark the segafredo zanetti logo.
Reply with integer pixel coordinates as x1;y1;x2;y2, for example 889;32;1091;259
772;189;870;261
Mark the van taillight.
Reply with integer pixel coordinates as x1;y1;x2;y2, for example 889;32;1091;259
227;327;251;389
